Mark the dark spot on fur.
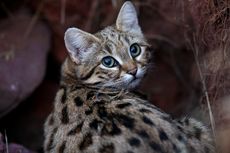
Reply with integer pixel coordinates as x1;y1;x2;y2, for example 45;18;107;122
79;133;93;150
86;91;95;100
204;146;210;153
127;151;134;153
194;127;202;140
172;143;180;153
115;114;135;129
128;137;141;147
185;118;189;125
85;109;93;115
98;101;107;108
74;86;82;90
145;103;164;113
74;96;84;107
46;127;58;151
161;116;174;124
137;130;150;139
48;115;54;126
98;76;105;79
67;122;83;135
97;106;108;119
95;100;106;105
178;120;183;124
89;119;102;130
176;125;184;132
149;142;163;152
142;116;155;126
58;141;66;153
61;106;69;124
99;143;115;153
131;91;147;100
101;121;121;136
159;130;168;141
116;103;131;109
139;108;152;113
61;88;66;104
177;134;185;142
186;133;193;138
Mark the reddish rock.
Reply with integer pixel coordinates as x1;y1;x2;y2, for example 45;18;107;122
0;9;51;117
0;80;59;150
0;133;36;153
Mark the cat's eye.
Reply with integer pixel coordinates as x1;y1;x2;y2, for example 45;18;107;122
101;56;119;68
130;43;141;58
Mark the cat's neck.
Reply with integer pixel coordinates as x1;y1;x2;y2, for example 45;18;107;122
60;80;125;96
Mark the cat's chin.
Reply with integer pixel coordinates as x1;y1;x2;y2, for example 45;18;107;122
127;78;141;89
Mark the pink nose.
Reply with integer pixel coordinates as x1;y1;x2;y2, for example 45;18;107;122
127;68;137;76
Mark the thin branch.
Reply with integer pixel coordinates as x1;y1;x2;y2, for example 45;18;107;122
4;130;9;153
23;0;45;40
60;0;66;25
84;0;99;32
191;34;217;140
0;2;14;19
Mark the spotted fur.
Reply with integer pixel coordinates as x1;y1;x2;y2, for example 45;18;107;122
44;1;214;153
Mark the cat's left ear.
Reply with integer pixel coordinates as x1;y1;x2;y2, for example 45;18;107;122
116;1;142;36
64;27;100;64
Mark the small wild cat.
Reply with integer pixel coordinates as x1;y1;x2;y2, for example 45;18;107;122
44;2;214;153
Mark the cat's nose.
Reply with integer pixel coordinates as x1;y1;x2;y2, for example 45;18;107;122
127;68;137;76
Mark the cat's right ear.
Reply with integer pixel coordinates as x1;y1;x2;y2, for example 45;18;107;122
64;28;100;64
116;1;142;36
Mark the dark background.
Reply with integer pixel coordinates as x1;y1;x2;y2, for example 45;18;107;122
0;0;229;152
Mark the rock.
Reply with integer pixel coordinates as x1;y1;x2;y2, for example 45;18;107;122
0;132;36;153
0;9;51;117
0;80;59;150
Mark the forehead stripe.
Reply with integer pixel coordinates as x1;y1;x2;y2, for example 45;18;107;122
81;65;97;80
124;35;130;44
104;43;112;54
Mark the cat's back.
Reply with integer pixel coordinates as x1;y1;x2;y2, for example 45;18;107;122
44;88;213;153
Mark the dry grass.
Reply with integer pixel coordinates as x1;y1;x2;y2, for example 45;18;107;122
185;0;230;152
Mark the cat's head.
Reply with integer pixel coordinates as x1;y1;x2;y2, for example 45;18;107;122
63;1;151;90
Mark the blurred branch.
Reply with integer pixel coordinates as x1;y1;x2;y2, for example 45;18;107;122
4;130;9;153
0;2;14;19
23;0;45;39
60;0;66;25
191;34;217;143
84;0;99;32
145;34;178;48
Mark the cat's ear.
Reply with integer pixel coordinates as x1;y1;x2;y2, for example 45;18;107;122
116;1;142;36
64;28;100;64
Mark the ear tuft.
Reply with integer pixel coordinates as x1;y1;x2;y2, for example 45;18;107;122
64;28;100;64
116;1;142;36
